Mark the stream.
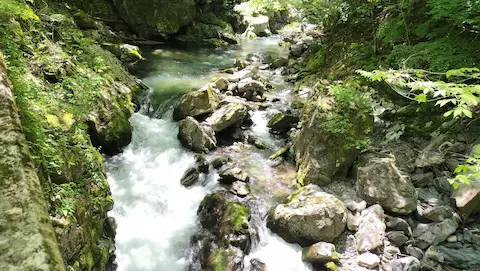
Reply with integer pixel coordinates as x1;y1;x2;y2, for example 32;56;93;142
105;37;313;271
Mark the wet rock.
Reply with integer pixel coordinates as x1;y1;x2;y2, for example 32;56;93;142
178;117;217;153
386;231;409;247
173;86;220;121
247;135;268;150
195;154;209;173
356;205;386;252
426;245;480;269
246;52;274;64
214;77;229;91
211;156;231;169
267;113;299;131
249;259;267;271
202;244;245;271
230;181;250;198
356;155;418;215
412;217;459;249
357;252;380;269
301;242;340;263
198;192;251;252
206;103;248;132
237;79;267;100
180;167;200;187
219;167;250;184
391;256;420;271
267;184;347;246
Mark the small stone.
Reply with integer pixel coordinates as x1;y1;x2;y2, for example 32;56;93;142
357;252;380;269
447;235;457;242
386;216;412;236
356;205;386;252
210;156;231;169
195;154;209;173
214;77;229;91
347;211;360;232
302;242;339;263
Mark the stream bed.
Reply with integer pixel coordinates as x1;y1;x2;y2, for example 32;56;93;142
105;37;313;271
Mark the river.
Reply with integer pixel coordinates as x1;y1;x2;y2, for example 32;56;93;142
105;37;313;271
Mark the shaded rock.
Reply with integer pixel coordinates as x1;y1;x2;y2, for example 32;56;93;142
357;252;380;269
195;154;209;173
426;245;480;270
178;117;216;153
173;86;219;121
180;167;200;187
356;205;386;252
290;42;308;57
211;156;231;169
302;242;340;263
411;172;434;188
112;0;196;38
230;182;250;198
356;155;418;214
267;113;299;131
386;231;409;247
391;256;420;271
412;218;459;249
219;167;250;184
405;245;424;260
267;184;347;246
206;103;248;132
229;70;254;82
385;216;411;236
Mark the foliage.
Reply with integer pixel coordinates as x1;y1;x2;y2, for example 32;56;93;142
451;146;480;188
358;68;480;118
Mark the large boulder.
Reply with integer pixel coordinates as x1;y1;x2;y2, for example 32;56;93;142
356;154;418;214
178;117;217;153
205;103;248;132
112;0;197;38
267;184;347;246
452;180;480;219
356;205;386;252
198;192;251;252
173;86;220;121
294;90;374;186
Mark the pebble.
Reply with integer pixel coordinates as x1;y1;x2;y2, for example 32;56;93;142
357;252;380;269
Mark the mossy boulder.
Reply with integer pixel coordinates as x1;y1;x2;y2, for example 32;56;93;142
294;84;374;186
267;184;347;246
112;0;197;38
178;117;217;153
177;16;239;47
302;242;340;264
197;192;251;252
103;43;144;63
173;86;220;121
